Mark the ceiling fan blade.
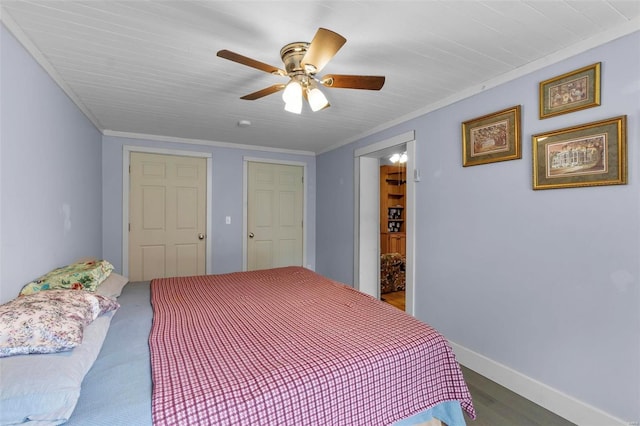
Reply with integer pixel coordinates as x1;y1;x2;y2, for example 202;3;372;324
217;50;286;76
321;74;385;90
301;28;347;73
240;84;286;100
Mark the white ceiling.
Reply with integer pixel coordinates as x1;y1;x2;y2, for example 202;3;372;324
2;1;639;154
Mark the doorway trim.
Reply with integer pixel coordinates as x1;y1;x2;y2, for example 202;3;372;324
354;130;416;315
242;157;308;271
122;145;213;277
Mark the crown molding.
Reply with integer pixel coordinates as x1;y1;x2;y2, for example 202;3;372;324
103;130;315;156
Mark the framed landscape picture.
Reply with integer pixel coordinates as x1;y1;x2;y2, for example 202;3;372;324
539;62;601;119
462;105;521;167
532;115;627;190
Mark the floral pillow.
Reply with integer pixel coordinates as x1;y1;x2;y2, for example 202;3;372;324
19;260;115;296
0;290;119;357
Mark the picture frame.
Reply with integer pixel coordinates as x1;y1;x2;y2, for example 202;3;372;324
462;105;521;167
532;115;627;190
539;62;601;119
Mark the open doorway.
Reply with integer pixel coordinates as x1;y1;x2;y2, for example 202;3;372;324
353;131;416;316
379;156;407;311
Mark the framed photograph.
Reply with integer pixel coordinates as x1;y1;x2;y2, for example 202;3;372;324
539;62;601;119
462;105;521;167
532;115;627;190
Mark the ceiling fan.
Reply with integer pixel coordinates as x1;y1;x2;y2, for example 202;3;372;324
217;28;385;114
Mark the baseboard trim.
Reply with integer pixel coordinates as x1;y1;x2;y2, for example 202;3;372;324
449;340;627;426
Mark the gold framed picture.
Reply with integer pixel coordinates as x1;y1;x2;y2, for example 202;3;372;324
532;116;627;190
462;105;521;167
539;62;601;119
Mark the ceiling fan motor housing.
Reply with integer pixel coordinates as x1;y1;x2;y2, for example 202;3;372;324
280;42;313;77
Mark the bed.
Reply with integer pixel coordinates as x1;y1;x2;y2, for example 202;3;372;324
1;266;474;425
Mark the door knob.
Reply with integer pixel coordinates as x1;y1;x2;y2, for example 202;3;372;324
198;233;205;240
249;232;254;238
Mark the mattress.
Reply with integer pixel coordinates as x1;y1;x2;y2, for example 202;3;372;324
64;281;152;425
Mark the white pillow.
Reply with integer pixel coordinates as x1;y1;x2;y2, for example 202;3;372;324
0;311;116;425
95;273;129;298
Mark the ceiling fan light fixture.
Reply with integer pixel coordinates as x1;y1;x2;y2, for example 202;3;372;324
282;80;302;104
307;87;329;112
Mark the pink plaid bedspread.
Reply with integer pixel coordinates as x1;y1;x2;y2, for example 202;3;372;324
149;267;474;425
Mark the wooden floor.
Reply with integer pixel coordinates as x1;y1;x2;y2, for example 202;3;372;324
461;366;576;426
381;290;405;311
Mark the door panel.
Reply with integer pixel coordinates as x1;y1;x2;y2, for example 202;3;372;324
129;152;207;281
176;187;198;228
141;245;166;279
254;241;274;270
247;162;303;271
142;186;165;229
175;244;199;276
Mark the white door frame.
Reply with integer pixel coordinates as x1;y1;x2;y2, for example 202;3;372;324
356;157;380;298
122;145;213;277
354;131;416;316
242;157;308;271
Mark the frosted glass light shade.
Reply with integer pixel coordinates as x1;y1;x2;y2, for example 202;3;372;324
307;87;329;112
282;81;302;104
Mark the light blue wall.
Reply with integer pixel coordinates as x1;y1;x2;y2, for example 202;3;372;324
102;136;316;275
316;32;639;422
316;143;355;285
0;25;103;303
